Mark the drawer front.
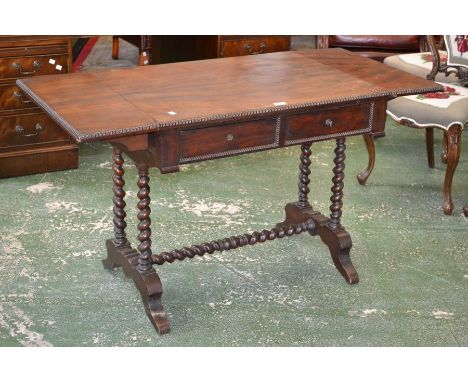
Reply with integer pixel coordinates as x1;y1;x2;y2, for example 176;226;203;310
220;37;290;57
180;119;280;162
0;83;36;112
0;53;69;80
0;113;71;150
284;103;373;145
0;43;68;58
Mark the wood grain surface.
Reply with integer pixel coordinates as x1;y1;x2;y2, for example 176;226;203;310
16;49;443;142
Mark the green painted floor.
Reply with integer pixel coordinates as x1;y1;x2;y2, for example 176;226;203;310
0;118;466;346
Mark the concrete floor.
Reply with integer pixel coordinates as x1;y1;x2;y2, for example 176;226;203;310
0;37;466;346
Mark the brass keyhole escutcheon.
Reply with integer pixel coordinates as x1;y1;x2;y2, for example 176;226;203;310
226;133;234;141
325;118;334;128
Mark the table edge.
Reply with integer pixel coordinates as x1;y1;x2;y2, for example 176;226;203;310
16;78;444;143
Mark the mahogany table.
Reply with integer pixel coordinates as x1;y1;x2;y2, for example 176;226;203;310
17;49;442;334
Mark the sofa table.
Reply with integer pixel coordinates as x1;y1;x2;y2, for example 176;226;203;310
16;49;442;334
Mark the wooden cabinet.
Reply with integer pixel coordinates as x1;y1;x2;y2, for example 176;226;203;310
113;35;291;65
219;36;290;57
0;36;78;178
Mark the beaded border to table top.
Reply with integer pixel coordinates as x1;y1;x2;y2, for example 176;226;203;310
16;79;444;143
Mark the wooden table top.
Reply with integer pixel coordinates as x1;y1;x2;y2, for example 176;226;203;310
17;48;443;143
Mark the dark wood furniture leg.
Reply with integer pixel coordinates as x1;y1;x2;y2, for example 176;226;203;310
463;205;468;217
373;131;386;139
112;36;119;60
426;127;435;168
102;147;135;269
102;148;170;334
442;125;462;215
278;141;359;284
441;130;448;164
357;133;376;185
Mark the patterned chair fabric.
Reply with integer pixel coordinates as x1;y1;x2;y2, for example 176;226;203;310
387;82;468;131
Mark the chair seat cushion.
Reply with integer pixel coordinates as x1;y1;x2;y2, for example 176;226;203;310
387;82;468;130
384;52;460;84
330;35;421;50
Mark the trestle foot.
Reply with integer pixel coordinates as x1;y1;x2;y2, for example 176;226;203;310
103;239;170;334
279;203;359;284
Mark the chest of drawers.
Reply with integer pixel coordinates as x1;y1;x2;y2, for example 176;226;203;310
113;35;291;65
0;36;78;178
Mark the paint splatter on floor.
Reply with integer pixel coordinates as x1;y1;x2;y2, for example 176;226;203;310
26;182;61;194
432;310;454;320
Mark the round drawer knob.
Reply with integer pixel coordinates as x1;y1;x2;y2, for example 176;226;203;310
226;133;234;141
325;118;334;128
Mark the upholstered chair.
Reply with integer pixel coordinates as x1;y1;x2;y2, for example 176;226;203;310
316;35;427;62
357;35;468;215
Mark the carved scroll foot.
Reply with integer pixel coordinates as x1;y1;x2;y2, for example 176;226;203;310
103;239;170;334
133;267;170;335
278;203;359;284
357;133;375;186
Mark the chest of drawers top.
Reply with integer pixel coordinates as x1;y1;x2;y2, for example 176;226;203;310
0;36;71;85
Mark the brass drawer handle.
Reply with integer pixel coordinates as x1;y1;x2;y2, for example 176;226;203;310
12;60;41;75
13;90;33;104
324;118;334;128
15;123;44;137
244;42;267;55
226;133;234;141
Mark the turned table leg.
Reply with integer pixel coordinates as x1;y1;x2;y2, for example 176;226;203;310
297;143;313;208
132;164;170;333
102;148;170;334
357;133;375;185
136;165;153;272
321;138;358;283
103;147;136;270
112;149;129;247
328;138;346;230
279;141;359;284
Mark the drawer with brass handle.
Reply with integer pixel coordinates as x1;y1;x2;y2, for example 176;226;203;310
284;102;374;145
0;54;69;80
244;42;267;55
0;112;71;150
0;83;36;112
179;118;279;163
220;36;290;58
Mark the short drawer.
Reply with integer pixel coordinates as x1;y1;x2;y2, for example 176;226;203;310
0;83;36;112
0;112;71;150
180;119;279;162
0;43;68;58
0;53;69;80
220;36;290;57
284;103;373;144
